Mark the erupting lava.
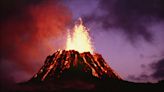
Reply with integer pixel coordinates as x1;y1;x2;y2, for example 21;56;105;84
30;18;121;83
66;18;94;53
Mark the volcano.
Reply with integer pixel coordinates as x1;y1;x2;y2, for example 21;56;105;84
30;50;121;82
29;18;122;82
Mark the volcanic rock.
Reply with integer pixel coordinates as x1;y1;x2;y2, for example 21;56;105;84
30;50;121;82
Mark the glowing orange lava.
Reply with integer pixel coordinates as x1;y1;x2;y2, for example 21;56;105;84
66;18;94;53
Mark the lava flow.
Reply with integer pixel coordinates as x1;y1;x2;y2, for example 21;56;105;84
31;18;121;82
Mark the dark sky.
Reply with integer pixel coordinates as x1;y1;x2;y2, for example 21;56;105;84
0;0;164;84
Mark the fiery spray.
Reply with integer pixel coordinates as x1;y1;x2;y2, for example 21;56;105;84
66;18;94;53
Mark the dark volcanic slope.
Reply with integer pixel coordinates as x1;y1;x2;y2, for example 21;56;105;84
31;50;121;82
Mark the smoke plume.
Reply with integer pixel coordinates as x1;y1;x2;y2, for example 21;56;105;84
0;0;72;83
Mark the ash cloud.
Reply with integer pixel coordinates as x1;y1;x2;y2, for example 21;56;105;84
84;0;164;43
0;0;72;83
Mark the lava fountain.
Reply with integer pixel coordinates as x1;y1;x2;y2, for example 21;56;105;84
66;18;94;53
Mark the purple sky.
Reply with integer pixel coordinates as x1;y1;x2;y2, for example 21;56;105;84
0;0;164;83
63;0;164;82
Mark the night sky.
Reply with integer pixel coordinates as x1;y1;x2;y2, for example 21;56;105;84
0;0;164;84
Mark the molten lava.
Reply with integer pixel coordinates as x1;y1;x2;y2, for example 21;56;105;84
66;18;94;53
31;50;121;81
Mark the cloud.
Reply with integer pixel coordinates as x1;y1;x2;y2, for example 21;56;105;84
0;0;72;83
127;74;150;82
150;58;164;80
84;0;164;43
128;58;164;82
